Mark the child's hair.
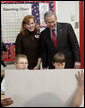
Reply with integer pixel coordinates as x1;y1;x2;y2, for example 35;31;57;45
53;53;65;63
15;54;28;63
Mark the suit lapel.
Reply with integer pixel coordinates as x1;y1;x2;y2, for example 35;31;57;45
57;23;63;48
57;23;62;38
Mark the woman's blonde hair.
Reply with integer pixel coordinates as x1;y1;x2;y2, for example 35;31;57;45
20;15;39;36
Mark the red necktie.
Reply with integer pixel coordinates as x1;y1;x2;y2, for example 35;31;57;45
52;30;57;48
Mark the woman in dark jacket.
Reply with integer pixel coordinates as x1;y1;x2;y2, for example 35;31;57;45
15;15;41;69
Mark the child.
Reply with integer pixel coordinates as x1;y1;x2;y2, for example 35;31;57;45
1;54;28;107
14;54;28;70
53;53;65;69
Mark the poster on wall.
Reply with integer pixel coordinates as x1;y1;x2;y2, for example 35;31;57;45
39;3;49;27
1;4;32;43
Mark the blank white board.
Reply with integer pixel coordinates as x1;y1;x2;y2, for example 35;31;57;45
5;69;84;107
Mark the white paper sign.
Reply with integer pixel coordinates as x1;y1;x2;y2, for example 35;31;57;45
5;69;83;107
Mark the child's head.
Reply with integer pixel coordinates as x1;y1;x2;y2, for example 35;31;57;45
53;53;65;69
15;54;28;70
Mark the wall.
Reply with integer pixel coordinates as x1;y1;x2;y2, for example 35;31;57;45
56;1;79;44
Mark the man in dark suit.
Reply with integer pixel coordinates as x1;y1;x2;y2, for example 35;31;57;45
40;11;80;69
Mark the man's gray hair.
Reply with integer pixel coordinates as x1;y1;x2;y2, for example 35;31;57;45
44;11;57;22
